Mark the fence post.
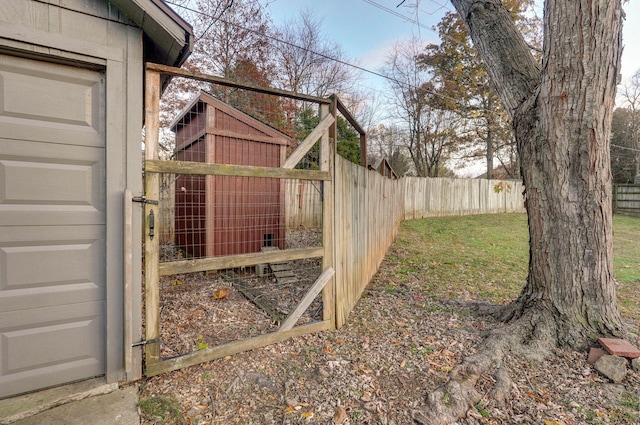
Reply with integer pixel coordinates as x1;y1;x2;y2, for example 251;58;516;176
321;98;337;328
143;68;161;366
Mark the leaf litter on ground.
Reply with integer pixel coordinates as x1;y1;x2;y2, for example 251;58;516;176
139;213;640;424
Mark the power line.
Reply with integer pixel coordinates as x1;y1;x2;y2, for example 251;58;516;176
361;0;436;35
167;0;474;111
194;0;235;42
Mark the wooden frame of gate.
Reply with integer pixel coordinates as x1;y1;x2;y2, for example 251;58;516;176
142;63;337;376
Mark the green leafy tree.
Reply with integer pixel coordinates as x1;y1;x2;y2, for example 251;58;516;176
417;1;539;179
294;108;361;169
336;116;360;164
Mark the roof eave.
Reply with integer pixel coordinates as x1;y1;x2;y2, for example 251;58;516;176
110;0;193;67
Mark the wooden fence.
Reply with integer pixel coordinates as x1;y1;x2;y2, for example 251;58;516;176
160;172;525;236
284;175;525;228
403;177;525;219
613;184;640;215
334;156;405;327
285;179;323;229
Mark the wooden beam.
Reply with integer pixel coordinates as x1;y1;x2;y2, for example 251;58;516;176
159;247;324;276
145;320;332;376
144;70;161;365
146;62;331;105
335;96;367;167
279;267;335;332
282;114;335;169
321;100;337;328
205;127;290;145
145;160;331;181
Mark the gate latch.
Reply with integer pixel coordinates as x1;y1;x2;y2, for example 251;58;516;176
132;338;159;347
132;196;159;205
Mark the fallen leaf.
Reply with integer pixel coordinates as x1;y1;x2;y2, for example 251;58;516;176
543;420;565;425
301;410;314;419
172;279;183;286
212;288;228;300
333;406;348;424
400;359;407;368
526;391;549;404
285;405;295;414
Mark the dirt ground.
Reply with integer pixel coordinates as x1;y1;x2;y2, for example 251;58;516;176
139;241;640;425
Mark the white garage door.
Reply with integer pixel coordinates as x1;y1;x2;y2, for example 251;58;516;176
0;53;106;398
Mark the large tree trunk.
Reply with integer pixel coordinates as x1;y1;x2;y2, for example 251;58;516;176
450;0;625;348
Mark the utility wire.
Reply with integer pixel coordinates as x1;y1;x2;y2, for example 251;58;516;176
167;0;482;113
195;0;235;42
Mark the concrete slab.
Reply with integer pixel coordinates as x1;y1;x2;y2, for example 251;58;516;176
0;379;139;425
9;386;139;425
598;338;640;358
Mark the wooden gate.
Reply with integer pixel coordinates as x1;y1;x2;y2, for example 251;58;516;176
141;64;337;376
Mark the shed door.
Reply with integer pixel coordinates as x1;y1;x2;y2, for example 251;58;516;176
0;54;106;398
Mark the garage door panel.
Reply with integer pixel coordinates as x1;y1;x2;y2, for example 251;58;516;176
0;54;104;147
0;302;104;398
0;159;99;204
0;139;105;227
0;226;104;312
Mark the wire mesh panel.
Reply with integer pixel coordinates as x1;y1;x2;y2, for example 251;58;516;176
146;79;332;367
158;239;323;357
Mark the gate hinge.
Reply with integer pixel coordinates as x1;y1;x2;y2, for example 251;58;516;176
132;196;159;205
132;338;159;347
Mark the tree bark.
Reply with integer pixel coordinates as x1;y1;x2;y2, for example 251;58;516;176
450;0;625;348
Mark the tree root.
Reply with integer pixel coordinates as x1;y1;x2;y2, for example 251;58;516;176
413;309;558;424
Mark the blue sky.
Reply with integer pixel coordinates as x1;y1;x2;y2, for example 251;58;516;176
266;0;448;91
266;0;640;93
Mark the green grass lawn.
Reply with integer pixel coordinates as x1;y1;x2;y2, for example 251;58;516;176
388;213;640;320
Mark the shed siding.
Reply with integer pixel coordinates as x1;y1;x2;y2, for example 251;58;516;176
173;93;288;258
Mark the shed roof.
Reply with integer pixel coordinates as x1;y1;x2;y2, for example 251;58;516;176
110;0;193;67
369;157;399;179
171;90;293;146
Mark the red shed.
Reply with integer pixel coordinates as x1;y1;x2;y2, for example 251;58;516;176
171;91;291;258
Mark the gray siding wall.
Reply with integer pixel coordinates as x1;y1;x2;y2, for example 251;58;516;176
0;0;145;383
